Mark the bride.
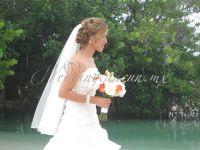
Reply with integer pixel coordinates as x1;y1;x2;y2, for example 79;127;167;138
31;17;121;150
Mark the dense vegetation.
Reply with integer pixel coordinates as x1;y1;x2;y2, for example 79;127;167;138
0;0;199;118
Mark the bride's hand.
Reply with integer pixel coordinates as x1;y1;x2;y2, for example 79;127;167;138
91;96;111;108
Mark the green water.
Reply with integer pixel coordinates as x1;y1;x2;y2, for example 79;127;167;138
105;119;200;150
0;117;200;150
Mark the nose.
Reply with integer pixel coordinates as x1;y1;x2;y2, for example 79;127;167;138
105;38;107;44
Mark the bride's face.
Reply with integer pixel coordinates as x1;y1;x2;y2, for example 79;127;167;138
91;30;108;52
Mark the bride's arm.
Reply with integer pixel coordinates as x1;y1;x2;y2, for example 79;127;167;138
59;59;111;108
59;60;85;103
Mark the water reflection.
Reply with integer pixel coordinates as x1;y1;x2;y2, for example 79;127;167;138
154;119;200;150
0;112;32;133
0;114;200;150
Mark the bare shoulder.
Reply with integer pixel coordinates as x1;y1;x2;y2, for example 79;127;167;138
60;55;84;91
68;54;84;74
69;53;95;74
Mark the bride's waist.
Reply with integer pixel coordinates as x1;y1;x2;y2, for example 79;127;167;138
65;101;96;112
62;101;99;124
72;87;96;96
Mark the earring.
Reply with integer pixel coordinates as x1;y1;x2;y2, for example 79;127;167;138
89;39;92;44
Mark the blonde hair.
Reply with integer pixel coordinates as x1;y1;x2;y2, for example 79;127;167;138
76;17;108;48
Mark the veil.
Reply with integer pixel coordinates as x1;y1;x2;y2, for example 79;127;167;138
31;24;82;135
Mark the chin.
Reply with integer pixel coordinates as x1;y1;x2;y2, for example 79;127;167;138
96;48;104;52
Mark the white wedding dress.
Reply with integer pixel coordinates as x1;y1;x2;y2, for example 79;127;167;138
44;68;121;150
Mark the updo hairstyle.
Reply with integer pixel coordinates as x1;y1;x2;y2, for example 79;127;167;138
76;17;108;48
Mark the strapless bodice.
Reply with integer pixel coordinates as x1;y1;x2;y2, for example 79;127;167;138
62;67;101;127
72;68;100;96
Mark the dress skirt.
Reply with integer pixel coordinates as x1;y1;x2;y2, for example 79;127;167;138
43;101;121;150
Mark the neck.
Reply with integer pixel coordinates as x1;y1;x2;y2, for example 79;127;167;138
79;45;95;58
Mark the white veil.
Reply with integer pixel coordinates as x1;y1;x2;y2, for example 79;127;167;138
31;24;82;135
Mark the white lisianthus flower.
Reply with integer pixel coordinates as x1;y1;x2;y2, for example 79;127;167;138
104;82;117;96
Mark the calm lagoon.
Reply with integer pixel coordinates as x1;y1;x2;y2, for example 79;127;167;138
0;117;200;150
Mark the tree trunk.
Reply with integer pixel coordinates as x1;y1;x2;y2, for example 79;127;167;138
0;89;5;127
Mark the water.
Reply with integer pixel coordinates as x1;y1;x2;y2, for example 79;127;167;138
0;115;200;150
104;119;200;150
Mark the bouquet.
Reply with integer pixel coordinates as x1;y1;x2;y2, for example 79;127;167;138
98;70;126;121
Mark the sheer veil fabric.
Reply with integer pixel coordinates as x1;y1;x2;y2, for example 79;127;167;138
31;24;82;135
